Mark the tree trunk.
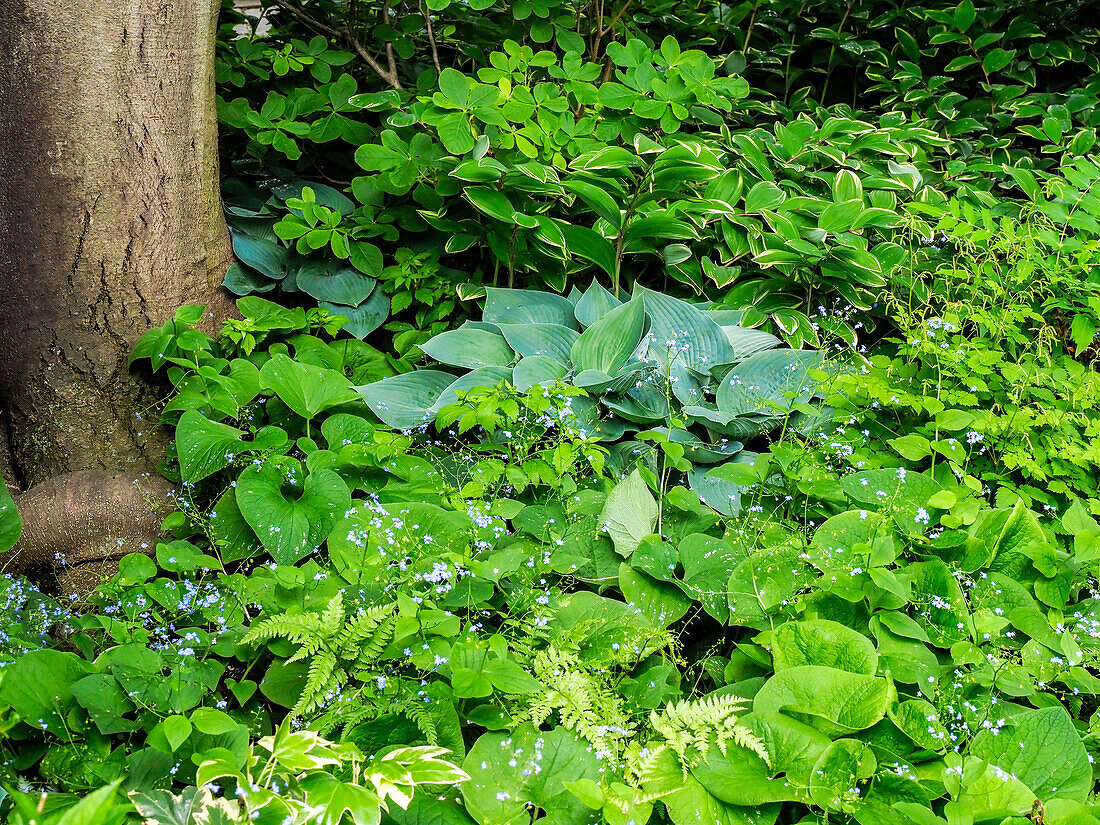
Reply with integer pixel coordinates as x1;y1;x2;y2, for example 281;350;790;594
0;0;234;589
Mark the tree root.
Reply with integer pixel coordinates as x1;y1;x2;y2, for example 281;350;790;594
1;469;176;596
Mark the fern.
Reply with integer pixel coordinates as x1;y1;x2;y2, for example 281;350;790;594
526;646;635;764
636;694;768;779
244;593;396;720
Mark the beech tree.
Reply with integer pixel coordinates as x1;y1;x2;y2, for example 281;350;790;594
0;0;233;590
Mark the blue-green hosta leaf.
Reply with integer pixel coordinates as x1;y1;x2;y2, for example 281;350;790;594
496;323;578;362
420;328;515;370
771;619;878;675
753;665;890;737
296;262;377;306
512;356;568;392
603;388;669;425
235;462;352;566
0;483;21;554
688;452;758;517
571;295;645;374
175;411;253;484
573;280;622;328
599;469;658;558
357;370;455;429
969;706;1091;803
573;362;647;394
683;404;782;438
462;725;600;825
230;229;294;280
664;428;742;464
637;286;735;372
718;326;782;362
223;262;277;296
319;286;390;338
716;349;823;417
483;287;578;328
430;366;514;412
260;354;361;421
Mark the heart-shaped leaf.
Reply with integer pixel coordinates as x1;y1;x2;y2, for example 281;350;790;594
260;354;361;422
236;462;352;565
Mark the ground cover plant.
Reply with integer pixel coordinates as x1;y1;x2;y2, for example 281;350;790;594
3;1;1100;824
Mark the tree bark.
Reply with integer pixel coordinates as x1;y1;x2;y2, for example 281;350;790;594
0;0;234;587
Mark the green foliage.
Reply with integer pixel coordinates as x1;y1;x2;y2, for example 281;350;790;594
11;0;1100;823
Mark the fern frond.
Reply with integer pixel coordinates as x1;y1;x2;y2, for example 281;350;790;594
293;651;339;718
320;592;345;638
406;700;439;745
242;612;323;647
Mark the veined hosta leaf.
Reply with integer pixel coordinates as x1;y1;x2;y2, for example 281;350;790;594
753;665;890;737
235;462;351;566
716;349;823;417
420;328;516;369
230;228;294;281
599;469;658;558
718;326;782;362
357;370;456;429
430;366;514;412
574;281;622;328
175;410;252;484
571;296;645;375
512;356;568;392
637;286;735;372
496;323;578;362
482;287;579;328
260;354;361;421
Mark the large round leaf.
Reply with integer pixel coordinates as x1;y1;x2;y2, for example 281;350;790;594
320;287;390;339
462;725;601;825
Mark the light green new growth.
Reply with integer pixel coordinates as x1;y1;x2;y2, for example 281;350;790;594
243;592;396;718
642;694;768;776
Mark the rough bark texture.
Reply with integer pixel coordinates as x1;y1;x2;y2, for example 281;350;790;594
0;0;234;586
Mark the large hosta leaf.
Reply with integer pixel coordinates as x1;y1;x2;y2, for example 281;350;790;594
296;262;377;306
320;287;390;338
637;286;735;371
570;296;645;375
483;287;579;328
512;355;568;391
716;349;823;417
573;281;622;328
430;366;514;412
235;462;352;566
420;328;516;370
357;371;456;429
496;323;578;362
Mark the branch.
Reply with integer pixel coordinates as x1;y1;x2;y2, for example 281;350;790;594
267;0;403;89
419;0;442;73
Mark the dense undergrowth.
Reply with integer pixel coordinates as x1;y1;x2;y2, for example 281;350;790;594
4;0;1100;823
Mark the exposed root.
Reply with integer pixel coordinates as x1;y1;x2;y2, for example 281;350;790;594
1;469;175;595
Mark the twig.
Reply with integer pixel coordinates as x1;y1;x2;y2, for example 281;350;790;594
382;0;399;84
267;0;403;89
419;0;442;73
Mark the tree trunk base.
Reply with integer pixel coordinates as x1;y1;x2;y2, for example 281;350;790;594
2;470;176;595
